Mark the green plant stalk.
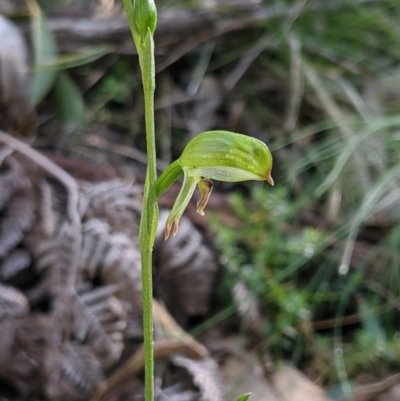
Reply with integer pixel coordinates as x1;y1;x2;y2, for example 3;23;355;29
122;0;157;399
137;32;158;401
123;0;158;401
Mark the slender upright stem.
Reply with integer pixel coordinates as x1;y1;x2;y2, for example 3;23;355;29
137;33;158;401
122;0;158;397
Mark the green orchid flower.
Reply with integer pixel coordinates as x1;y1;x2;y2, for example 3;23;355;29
156;130;274;240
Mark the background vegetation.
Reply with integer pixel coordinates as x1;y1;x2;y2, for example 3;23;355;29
4;0;400;399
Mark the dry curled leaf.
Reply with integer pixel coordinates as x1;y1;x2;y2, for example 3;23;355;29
172;356;224;401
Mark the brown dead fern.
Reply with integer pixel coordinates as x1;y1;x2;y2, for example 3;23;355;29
154;210;220;326
0;11;224;399
0;131;222;401
171;355;223;401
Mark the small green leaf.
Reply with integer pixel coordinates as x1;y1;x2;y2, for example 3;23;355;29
29;0;58;106
156;159;183;199
52;71;84;124
235;393;252;401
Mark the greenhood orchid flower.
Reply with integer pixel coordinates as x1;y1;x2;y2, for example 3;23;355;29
156;130;274;240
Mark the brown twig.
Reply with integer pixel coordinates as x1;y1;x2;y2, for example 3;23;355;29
90;339;205;401
351;372;400;401
153;300;209;359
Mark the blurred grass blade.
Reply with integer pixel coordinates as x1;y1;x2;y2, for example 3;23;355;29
53;71;84;124
303;60;372;194
32;46;113;72
224;32;274;90
357;296;385;341
28;0;58;106
284;33;303;132
187;41;215;96
315;129;372;197
235;393;251;401
333;75;370;121
340;163;400;275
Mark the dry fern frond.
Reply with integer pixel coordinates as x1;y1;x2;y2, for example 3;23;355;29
154;211;219;325
0;192;35;258
78;283;122;308
79;218;142;315
57;342;104;401
26;218;81;294
172;356;223;401
70;291;122;369
0;249;31;281
0;282;29;318
0;315;56;395
39;179;66;237
0;133;222;401
156;383;200;401
0;153;31;208
79;179;142;235
0;154;34;282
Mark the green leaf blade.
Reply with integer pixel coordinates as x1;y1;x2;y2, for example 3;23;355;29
156;159;183;199
52;71;84;124
235;393;252;401
29;1;58;106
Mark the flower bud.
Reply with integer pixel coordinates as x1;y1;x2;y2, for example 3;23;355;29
133;0;157;46
157;130;274;240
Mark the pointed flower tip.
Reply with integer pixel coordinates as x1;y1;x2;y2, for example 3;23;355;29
172;218;179;237
266;171;274;186
164;217;180;240
164;224;171;241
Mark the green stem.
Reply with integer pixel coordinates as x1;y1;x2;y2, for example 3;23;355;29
121;0;158;399
138;32;158;401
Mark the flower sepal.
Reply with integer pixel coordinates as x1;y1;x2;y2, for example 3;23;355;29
156;130;274;240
